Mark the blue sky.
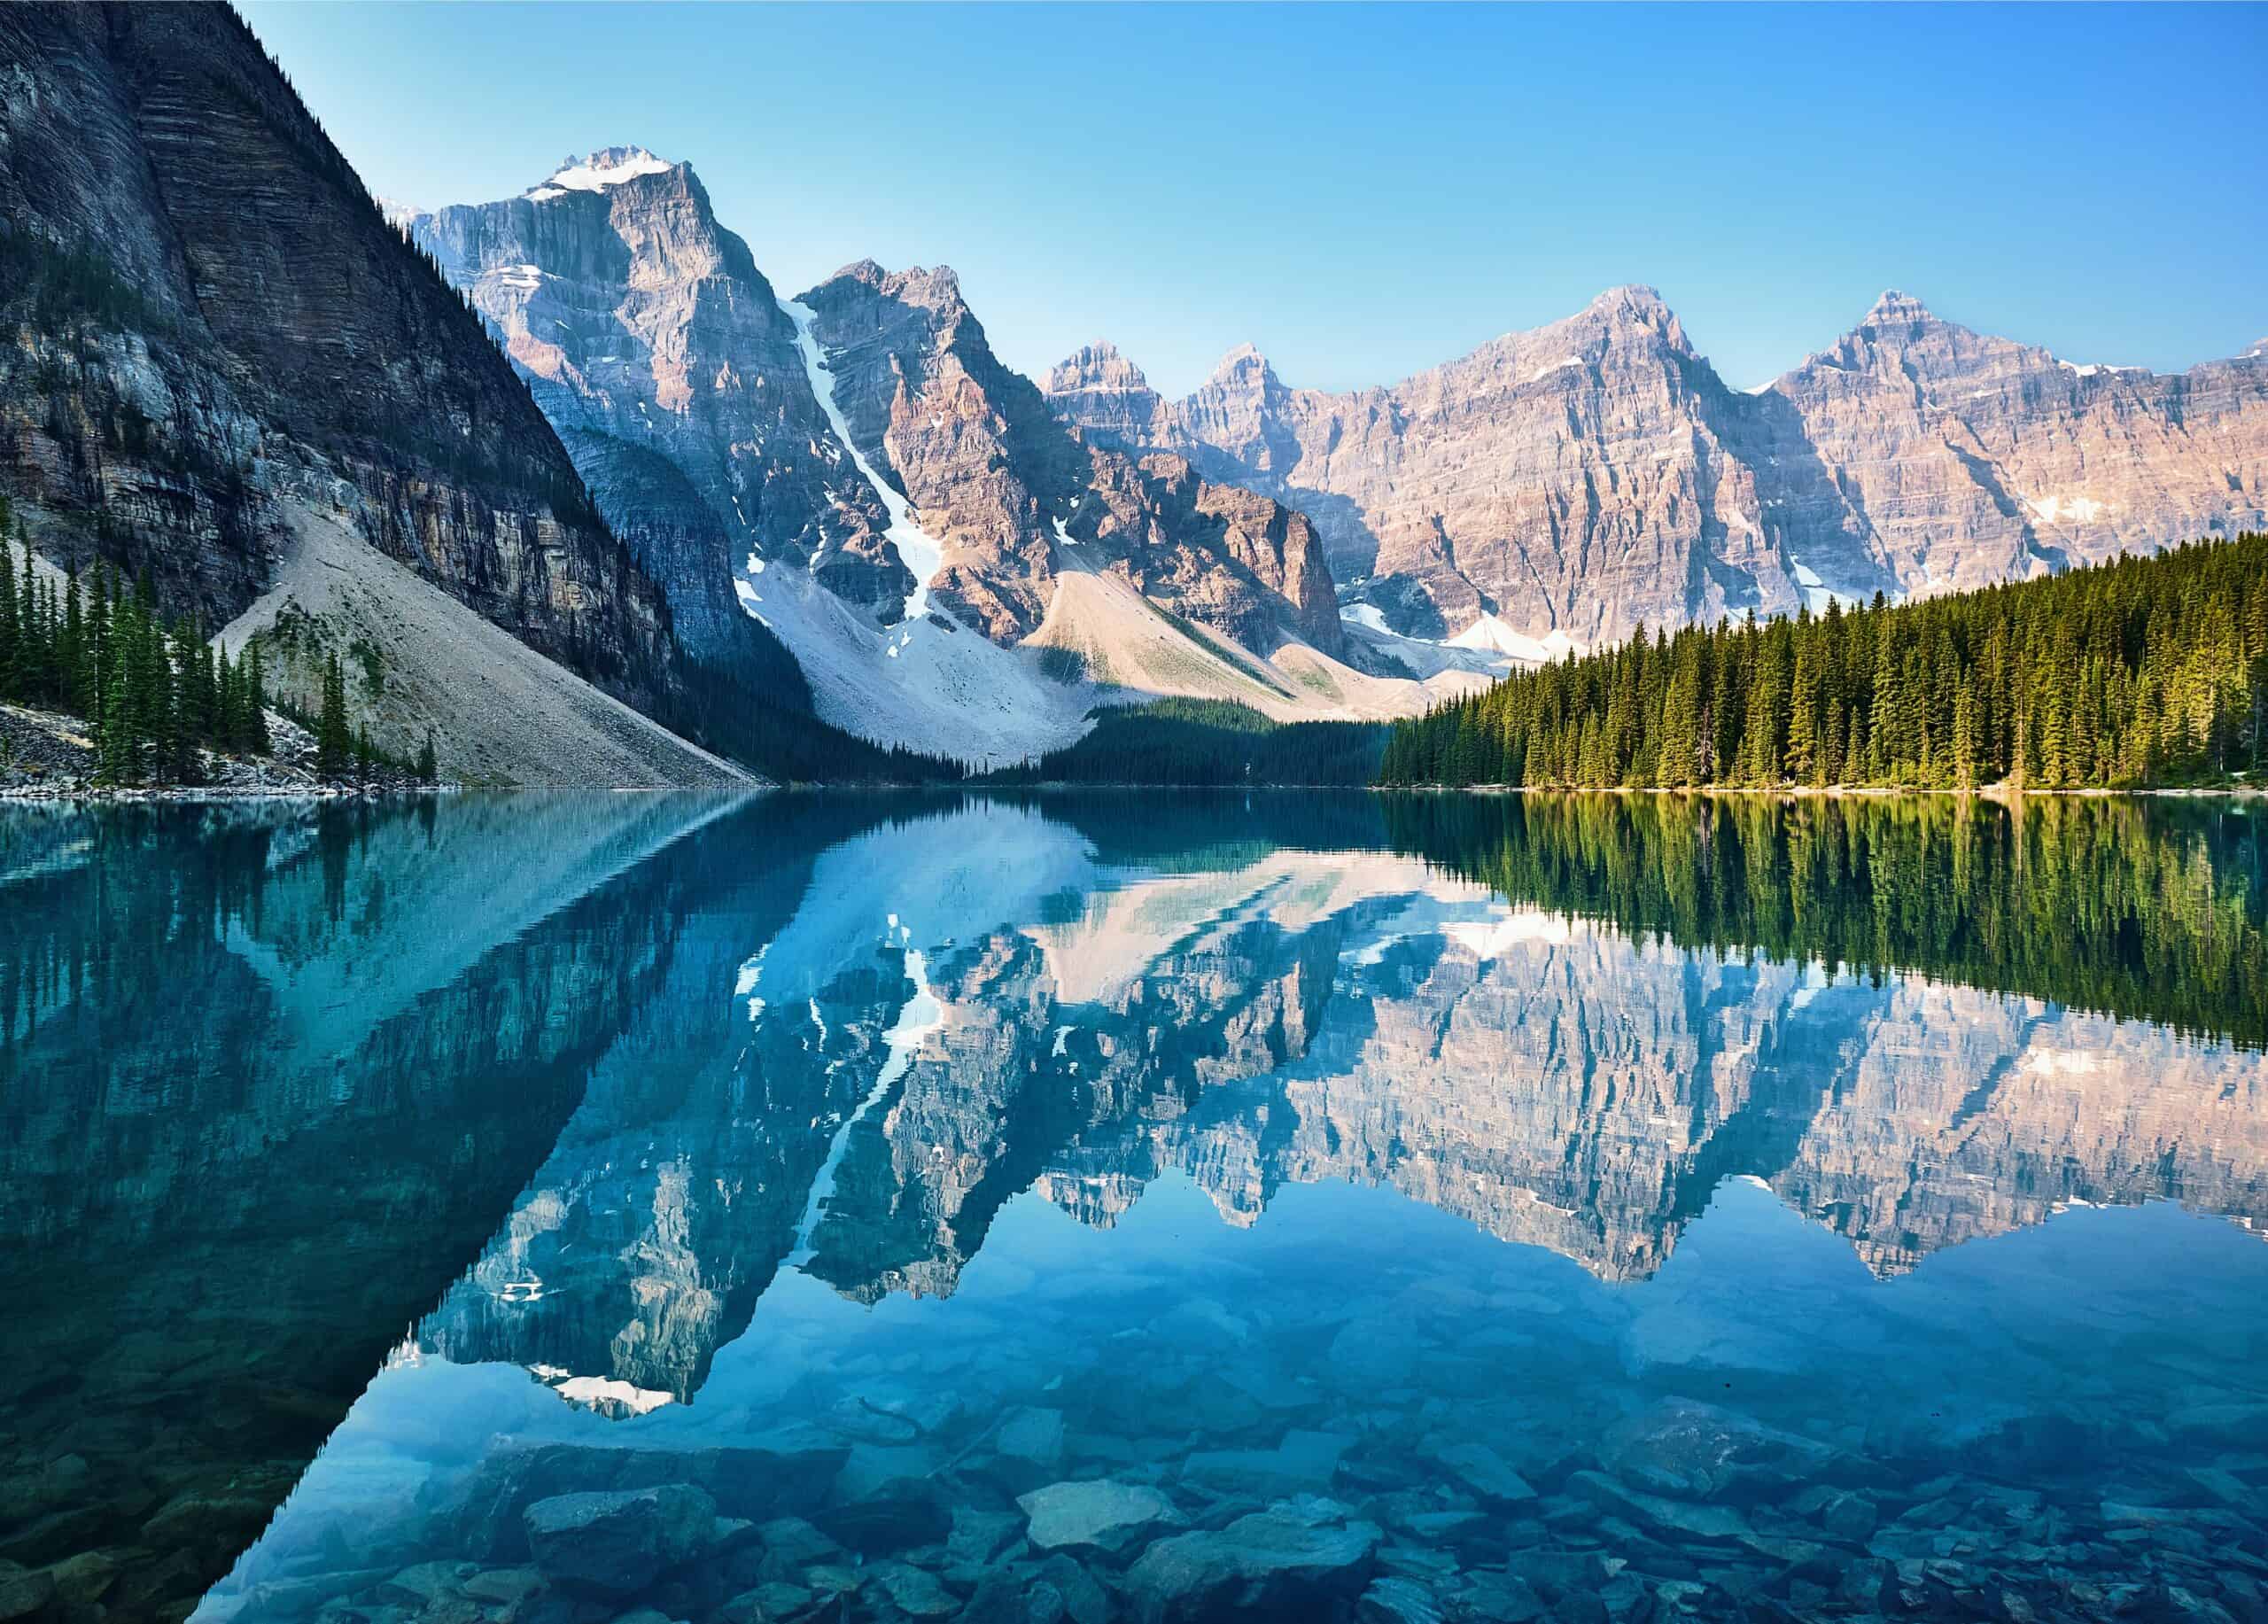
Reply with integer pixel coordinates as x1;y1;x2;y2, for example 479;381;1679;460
242;2;2265;399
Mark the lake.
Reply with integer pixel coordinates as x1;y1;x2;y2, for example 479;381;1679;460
2;791;2264;1624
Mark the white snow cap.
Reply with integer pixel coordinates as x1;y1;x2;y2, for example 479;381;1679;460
528;145;673;198
375;196;425;230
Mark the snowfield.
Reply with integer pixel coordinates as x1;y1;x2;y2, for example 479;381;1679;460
531;147;673;196
733;551;1094;769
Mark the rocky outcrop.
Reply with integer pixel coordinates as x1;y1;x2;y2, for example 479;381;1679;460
0;7;693;754
1050;289;2268;647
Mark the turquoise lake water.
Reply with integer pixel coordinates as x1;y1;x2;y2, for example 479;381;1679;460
2;792;2263;1623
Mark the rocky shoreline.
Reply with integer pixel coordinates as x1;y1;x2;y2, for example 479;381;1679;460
0;702;437;803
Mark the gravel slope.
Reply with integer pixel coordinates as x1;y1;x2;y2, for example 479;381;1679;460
221;505;755;789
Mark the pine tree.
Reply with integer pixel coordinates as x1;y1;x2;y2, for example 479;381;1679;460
245;643;271;754
0;538;16;701
1952;685;1978;791
316;652;350;779
416;729;438;785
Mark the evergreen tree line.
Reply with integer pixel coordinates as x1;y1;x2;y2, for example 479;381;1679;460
1381;791;2267;1051
983;699;1389;787
1380;533;2268;791
0;529;275;785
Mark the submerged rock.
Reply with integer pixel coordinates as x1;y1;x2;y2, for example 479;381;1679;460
1571;1471;1753;1543
863;1560;959;1617
948;1505;1026;1566
1017;1480;1177;1551
1122;1497;1381;1620
521;1483;716;1594
1425;1441;1535;1504
450;1438;844;1561
1037;1553;1112;1624
1600;1399;1837;1500
996;1406;1069;1469
0;1566;56;1621
1360;1574;1448;1624
816;1482;952;1553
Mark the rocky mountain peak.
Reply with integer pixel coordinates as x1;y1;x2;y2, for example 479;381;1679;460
1858;288;1944;333
1209;341;1274;382
1591;283;1667;315
1046;339;1147;390
1044;343;1161;435
527;144;675;198
1573;284;1691;358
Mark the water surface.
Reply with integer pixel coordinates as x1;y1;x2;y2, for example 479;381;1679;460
2;792;2263;1624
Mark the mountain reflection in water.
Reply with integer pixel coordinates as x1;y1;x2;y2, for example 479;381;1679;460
0;792;2261;1624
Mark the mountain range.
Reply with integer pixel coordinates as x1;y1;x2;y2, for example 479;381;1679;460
401;150;1472;764
1048;290;2268;658
0;6;2260;779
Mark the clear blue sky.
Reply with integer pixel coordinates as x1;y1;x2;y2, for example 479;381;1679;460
241;2;2265;399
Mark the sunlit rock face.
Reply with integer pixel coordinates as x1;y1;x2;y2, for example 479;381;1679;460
1050;290;2268;647
1771;292;2268;600
799;261;1345;656
409;152;867;695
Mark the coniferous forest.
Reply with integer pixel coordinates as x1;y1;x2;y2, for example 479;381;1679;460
1379;533;2268;791
0;528;281;786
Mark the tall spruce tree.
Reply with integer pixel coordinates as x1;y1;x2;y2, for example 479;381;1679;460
316;652;350;779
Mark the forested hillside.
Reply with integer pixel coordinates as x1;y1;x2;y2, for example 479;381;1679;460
1379;534;2268;790
2;532;280;785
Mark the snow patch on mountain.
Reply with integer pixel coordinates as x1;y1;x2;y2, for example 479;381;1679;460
1787;557;1865;615
782;299;944;626
532;146;672;197
2025;493;2110;524
1445;614;1581;664
731;552;1091;768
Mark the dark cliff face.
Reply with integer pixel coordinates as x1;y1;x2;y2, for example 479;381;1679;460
0;4;682;718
